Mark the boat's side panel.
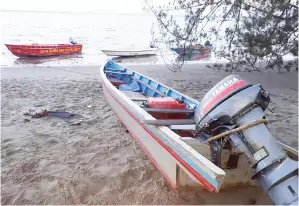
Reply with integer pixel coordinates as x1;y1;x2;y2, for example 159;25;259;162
102;84;178;188
5;44;83;57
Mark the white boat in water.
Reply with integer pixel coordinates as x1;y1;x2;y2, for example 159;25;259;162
101;48;158;57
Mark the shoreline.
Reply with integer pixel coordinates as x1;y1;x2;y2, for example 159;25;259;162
2;64;298;88
2;49;297;69
2;57;297;74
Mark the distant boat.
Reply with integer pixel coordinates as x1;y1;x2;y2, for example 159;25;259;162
101;48;158;57
5;38;82;58
5;43;83;57
171;44;212;61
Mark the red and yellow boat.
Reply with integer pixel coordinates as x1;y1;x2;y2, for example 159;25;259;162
5;43;83;57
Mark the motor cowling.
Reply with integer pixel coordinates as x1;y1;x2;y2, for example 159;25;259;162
193;74;298;205
194;75;251;125
195;74;272;132
195;75;252;123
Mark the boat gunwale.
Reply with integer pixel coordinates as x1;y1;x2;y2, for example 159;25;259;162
5;44;83;50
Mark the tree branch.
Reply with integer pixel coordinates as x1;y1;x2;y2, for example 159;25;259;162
242;1;296;20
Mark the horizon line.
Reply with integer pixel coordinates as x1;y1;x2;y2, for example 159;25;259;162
0;9;151;14
0;9;185;16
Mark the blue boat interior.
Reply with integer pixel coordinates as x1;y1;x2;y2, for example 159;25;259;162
103;60;201;138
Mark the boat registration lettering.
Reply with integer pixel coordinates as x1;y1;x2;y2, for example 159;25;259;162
40;49;58;54
58;47;80;52
39;47;80;54
40;50;49;54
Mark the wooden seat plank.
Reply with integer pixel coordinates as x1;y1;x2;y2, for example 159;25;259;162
122;91;148;101
105;71;132;76
143;108;194;114
143;119;195;126
169;124;197;130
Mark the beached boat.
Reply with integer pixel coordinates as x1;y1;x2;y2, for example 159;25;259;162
101;48;157;57
171;46;211;61
5;43;83;57
100;60;298;205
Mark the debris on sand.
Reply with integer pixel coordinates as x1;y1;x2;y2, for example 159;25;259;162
23;109;85;126
24;109;78;119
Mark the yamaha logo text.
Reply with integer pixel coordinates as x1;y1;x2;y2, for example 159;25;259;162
212;77;240;97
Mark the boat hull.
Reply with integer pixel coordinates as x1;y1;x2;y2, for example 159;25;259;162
101;49;157;57
100;61;228;192
171;47;211;61
5;44;83;57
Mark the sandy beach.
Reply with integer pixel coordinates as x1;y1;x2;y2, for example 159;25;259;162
1;63;298;204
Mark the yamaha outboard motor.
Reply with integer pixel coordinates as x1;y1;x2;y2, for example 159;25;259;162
194;75;298;205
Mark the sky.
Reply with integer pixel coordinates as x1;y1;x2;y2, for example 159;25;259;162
0;0;170;13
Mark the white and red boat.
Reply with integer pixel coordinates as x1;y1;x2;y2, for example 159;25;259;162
100;60;298;205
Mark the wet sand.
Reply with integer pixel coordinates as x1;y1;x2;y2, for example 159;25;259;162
1;63;298;204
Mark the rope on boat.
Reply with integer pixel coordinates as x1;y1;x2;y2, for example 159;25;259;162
207;119;269;143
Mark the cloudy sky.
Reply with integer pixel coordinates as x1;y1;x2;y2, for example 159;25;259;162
1;0;170;13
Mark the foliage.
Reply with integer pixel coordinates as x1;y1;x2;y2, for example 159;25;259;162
144;0;298;72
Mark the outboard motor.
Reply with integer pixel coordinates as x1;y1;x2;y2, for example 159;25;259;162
69;37;77;45
194;75;298;205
